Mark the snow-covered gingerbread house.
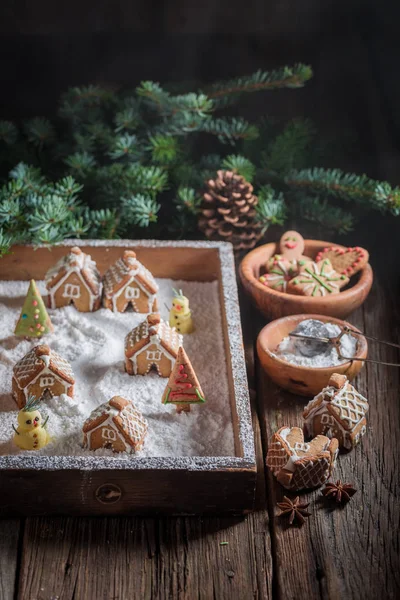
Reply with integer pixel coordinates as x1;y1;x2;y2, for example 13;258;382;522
103;250;158;313
125;313;182;377
12;344;75;409
45;246;102;312
82;396;148;453
303;373;369;450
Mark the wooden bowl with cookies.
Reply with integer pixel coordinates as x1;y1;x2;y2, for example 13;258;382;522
257;313;368;396
239;231;373;320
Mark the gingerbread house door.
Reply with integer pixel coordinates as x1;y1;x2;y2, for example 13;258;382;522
31;373;66;401
122;284;141;312
59;273;90;310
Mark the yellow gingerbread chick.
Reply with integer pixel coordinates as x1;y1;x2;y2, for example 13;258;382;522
169;289;194;334
13;396;50;451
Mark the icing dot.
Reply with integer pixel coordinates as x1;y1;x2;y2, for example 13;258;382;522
32;300;38;306
22;314;27;319
37;332;42;337
40;326;45;331
34;314;39;319
34;308;40;314
36;323;41;329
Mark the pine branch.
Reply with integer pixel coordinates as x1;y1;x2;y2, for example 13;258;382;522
201;117;259;143
255;185;287;233
108;133;142;160
294;194;354;234
207;64;313;100
148;134;180;164
24;118;56;147
121;194;161;227
114;107;141;132
0;121;18;145
88;208;119;238
64;152;96;177
286;167;400;214
222;155;256;182
0;229;15;256
174;186;202;215
262;119;316;176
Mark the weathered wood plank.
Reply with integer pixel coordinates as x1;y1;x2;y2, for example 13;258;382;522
257;276;400;599
17;264;273;600
0;519;21;600
18;513;273;599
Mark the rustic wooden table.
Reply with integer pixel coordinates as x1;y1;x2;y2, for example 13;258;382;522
1;264;399;600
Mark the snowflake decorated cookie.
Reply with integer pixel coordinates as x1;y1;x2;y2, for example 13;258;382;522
259;258;299;293
287;258;349;297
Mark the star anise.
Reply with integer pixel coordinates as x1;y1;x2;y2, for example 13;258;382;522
277;496;311;526
322;480;357;504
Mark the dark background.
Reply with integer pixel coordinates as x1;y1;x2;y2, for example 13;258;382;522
0;0;399;267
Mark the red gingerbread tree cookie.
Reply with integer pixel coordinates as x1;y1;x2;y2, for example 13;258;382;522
14;280;53;338
162;347;206;413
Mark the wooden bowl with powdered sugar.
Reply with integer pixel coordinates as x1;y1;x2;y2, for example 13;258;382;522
257;314;368;396
239;239;373;320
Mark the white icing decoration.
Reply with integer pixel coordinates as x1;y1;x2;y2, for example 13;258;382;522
303;380;369;449
103;256;158;313
45;250;102;311
83;400;147;453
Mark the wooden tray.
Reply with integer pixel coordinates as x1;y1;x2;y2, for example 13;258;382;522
0;240;256;516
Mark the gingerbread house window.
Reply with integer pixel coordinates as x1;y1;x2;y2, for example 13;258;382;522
146;350;162;361
294;442;310;452
102;428;117;441
40;376;55;387
63;283;81;298
321;414;336;426
125;286;140;300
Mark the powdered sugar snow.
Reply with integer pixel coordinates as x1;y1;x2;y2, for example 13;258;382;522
0;279;235;458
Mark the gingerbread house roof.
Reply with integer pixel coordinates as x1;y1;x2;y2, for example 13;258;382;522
303;374;369;432
45;246;102;296
13;344;75;388
103;250;158;299
125;313;182;359
82;396;148;448
266;426;338;490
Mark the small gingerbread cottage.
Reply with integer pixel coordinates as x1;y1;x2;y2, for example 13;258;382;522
12;344;75;409
303;373;369;450
266;426;338;491
125;313;182;377
103;250;158;313
45;246;102;312
82;396;148;453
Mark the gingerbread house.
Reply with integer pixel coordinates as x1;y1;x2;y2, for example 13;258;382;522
103;250;158;313
82;396;148;453
266;426;338;491
125;313;182;377
12;344;75;409
45;246;102;312
303;373;369;450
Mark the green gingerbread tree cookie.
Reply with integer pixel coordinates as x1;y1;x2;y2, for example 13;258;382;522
14;279;53;338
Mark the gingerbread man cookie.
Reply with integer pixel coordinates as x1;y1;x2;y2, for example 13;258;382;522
287;258;349;297
279;230;306;261
315;245;369;277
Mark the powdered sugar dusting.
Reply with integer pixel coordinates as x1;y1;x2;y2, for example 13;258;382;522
0;278;235;459
273;319;358;367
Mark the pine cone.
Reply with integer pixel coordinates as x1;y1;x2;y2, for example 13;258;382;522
199;170;263;250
